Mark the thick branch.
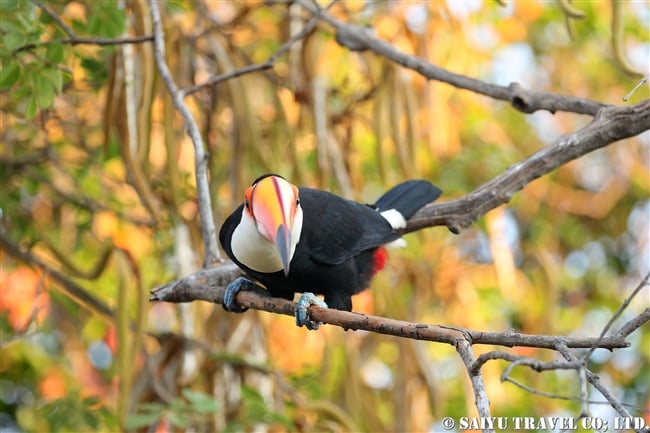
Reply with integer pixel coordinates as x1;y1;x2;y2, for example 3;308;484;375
404;100;650;235
149;266;631;350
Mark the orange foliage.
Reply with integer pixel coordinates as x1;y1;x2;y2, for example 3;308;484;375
515;1;544;22
497;17;527;43
266;315;325;372
352;290;374;315
0;266;50;331
39;367;68;400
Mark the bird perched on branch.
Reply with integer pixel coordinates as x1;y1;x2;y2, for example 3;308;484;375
219;174;442;329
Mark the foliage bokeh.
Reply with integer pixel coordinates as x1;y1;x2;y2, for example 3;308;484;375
1;1;648;432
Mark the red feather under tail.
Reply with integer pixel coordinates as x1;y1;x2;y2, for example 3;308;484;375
372;247;389;276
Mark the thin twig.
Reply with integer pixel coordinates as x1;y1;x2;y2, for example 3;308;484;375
31;0;76;37
623;75;649;102
183;1;333;96
556;343;644;431
15;35;154;53
582;272;650;362
472;350;580;376
501;375;647;411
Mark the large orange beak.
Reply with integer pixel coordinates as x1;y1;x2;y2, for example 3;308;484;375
248;176;298;276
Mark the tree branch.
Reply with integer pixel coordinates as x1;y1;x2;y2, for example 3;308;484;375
555;344;650;433
614;308;650;339
31;0;76;38
404;100;650;235
581;272;649;361
17;0;154;53
0;233;114;323
149;266;632;350
15;35;154;53
182;2;332;96
149;0;221;266
471;351;580;377
299;0;607;116
455;339;492;426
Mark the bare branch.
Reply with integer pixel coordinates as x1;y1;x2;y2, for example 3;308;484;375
582;272;650;361
183;2;332;96
31;0;76;38
149;0;221;266
149;266;632;350
15;35;154;53
614;308;650;339
555;343;648;432
404;100;650;235
455;339;492;426
29;0;153;50
471;351;579;376
298;0;607;116
499;375;645;410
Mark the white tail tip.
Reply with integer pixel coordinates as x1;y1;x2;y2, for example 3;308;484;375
380;208;407;229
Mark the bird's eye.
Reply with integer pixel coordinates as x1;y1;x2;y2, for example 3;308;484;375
296;198;300;206
244;199;250;210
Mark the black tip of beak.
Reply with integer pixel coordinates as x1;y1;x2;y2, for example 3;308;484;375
275;225;291;277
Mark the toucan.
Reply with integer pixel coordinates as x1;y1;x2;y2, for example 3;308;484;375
219;174;442;329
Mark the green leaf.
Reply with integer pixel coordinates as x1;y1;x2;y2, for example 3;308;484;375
25;94;38;119
0;19;24;34
0;0;21;12
182;389;219;414
43;68;64;92
125;412;161;429
86;3;126;38
37;80;55;109
80;56;108;86
0;62;21;88
45;43;65;64
138;402;166;412
167;411;189;428
3;31;28;50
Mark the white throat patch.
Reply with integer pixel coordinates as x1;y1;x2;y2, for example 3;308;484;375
230;206;303;273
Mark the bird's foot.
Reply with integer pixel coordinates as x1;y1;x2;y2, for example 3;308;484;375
223;277;267;313
295;292;328;330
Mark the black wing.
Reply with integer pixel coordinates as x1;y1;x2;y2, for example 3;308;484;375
298;188;399;266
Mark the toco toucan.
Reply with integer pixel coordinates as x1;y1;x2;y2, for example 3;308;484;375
219;174;442;329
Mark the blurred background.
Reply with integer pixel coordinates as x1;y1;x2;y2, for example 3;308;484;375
1;1;648;432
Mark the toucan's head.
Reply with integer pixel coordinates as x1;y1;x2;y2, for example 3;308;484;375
234;174;303;276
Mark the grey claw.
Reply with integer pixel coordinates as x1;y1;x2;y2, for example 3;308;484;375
295;292;328;330
223;277;265;313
